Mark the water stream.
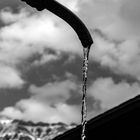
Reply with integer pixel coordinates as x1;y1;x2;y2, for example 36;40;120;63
81;47;90;140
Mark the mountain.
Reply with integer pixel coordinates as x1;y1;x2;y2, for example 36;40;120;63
0;116;77;140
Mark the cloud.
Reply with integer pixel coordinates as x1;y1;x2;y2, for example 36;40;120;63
1;0;140;123
76;0;140;80
32;53;60;66
2;77;139;123
0;4;82;88
89;78;140;110
1;0;140;86
0;65;24;88
0;8;30;24
90;32;140;80
1;99;80;124
0;6;82;58
1;79;81;124
29;80;78;104
80;0;140;40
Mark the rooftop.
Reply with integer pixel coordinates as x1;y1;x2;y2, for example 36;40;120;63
53;95;140;140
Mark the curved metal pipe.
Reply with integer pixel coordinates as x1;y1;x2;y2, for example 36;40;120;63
21;0;93;48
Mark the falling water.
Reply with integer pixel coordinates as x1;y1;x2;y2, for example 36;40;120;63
81;46;90;140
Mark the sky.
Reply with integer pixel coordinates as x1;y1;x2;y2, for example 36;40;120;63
0;0;140;124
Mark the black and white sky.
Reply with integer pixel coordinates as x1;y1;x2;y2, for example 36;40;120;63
0;0;140;124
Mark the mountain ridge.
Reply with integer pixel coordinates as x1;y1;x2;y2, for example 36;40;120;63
0;116;77;140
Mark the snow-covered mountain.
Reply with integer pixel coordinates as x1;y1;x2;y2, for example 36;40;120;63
0;116;77;140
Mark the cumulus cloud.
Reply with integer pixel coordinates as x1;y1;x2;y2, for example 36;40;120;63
89;78;140;110
76;0;140;80
29;80;78;104
2;76;140;123
1;0;140;88
1;99;80;124
32;53;60;66
0;8;30;24
1;79;81;124
90;31;140;80
0;65;24;88
80;0;140;40
1;0;140;123
0;0;85;122
0;2;81;88
0;5;81;57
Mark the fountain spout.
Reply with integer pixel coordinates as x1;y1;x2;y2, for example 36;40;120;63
21;0;93;48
